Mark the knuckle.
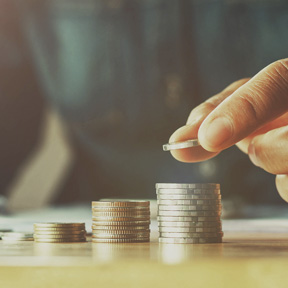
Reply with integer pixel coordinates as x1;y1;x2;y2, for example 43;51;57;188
238;93;260;122
266;59;288;92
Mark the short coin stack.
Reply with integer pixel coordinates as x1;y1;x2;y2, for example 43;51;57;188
156;183;223;244
92;201;150;243
34;223;86;243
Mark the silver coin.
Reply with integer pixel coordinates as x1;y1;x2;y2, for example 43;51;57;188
2;232;33;238
157;199;222;205
163;139;200;151
156;189;220;195
156;183;220;189
92;220;150;226
158;210;221;217
157;216;221;222
34;238;86;243
158;221;222;228
92;233;150;239
92;216;150;221
92;207;150;212
158;205;222;211
159;232;224;238
92;210;150;216
33;236;86;241
157;194;221;200
159;227;222;233
92;238;150;243
92;229;150;234
159;237;222;244
92;225;150;230
1;236;34;241
92;201;150;207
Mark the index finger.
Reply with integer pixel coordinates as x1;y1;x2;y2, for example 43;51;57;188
198;59;288;152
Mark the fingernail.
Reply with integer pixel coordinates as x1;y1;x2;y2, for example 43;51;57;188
248;141;260;167
199;117;233;150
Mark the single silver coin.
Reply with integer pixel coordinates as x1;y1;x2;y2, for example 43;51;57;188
157;216;221;222
158;221;222;228
92;233;150;239
92;225;150;230
156;189;220;195
159;227;223;233
156;183;220;189
158;210;221;217
163;139;200;151
92;229;150;234
91;220;150;226
2;232;33;238
159;232;224;238
91;207;150;211
157;194;221;200
1;236;34;241
159;237;222;244
157;199;222;205
158;205;222;211
92;216;150;221
92;238;150;243
92;210;150;216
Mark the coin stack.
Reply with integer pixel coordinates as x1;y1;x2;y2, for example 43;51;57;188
33;223;86;243
92;201;150;243
156;183;223;244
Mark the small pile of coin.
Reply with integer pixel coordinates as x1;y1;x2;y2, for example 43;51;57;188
156;183;223;244
33;223;86;243
92;201;150;243
1;232;33;241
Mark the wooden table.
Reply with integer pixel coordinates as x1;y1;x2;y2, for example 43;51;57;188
1;228;288;288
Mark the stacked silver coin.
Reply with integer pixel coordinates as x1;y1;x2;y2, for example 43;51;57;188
92;201;150;243
34;223;87;243
156;183;223;244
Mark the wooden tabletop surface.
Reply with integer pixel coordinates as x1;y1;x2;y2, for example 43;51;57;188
1;229;288;288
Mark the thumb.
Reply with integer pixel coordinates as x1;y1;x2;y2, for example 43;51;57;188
198;59;288;152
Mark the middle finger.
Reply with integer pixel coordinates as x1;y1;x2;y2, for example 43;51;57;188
248;125;288;174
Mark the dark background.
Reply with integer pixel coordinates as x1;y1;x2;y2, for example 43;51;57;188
1;0;288;206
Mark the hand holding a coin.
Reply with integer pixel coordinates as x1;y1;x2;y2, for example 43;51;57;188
168;59;288;202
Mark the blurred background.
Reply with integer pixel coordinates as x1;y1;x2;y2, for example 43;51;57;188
1;0;288;212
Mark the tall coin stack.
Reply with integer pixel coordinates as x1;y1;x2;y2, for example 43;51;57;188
156;183;223;244
92;201;150;243
34;223;86;243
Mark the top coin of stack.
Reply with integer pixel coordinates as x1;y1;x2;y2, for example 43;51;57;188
156;183;223;244
92;201;150;243
34;223;86;243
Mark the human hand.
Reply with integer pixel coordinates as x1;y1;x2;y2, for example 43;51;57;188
169;59;288;202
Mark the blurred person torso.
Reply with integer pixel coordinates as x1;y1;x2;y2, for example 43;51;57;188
2;0;288;204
